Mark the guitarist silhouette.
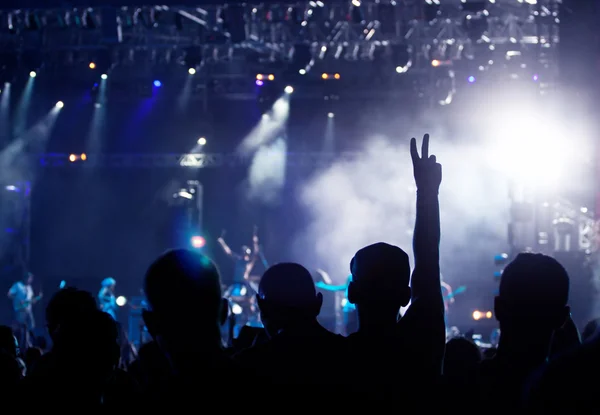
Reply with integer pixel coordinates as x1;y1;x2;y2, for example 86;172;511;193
7;272;42;347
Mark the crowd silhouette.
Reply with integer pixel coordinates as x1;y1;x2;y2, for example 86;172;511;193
0;134;594;413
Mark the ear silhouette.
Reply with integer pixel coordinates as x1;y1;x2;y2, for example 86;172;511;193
142;309;157;340
347;282;357;304
219;298;229;326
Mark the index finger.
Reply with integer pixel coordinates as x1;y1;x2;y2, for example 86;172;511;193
421;134;430;160
410;137;419;162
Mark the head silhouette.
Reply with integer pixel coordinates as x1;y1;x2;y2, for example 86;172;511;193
0;326;18;358
257;263;322;336
45;288;98;341
143;249;227;355
444;337;482;379
347;242;411;322
495;253;570;334
53;310;120;382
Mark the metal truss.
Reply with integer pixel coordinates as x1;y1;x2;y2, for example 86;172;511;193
0;1;560;73
38;152;364;168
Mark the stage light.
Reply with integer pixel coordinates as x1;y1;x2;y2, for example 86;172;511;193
284;85;294;94
262;113;269;120
321;73;328;79
486;311;493;319
55;101;64;108
267;74;275;81
68;154;77;162
80;153;87;161
100;74;107;80
89;62;96;69
432;59;441;67
256;74;264;80
299;69;306;75
116;296;127;307
188;67;196;75
59;280;66;289
533;74;539;82
327;112;334;118
197;137;206;146
190;235;206;249
5;185;18;191
468;76;476;83
29;71;37;78
153;80;162;87
472;310;482;321
255;80;264;86
334;73;341;79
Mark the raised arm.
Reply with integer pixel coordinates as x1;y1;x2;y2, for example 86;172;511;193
410;134;442;303
406;134;445;377
252;227;269;268
217;230;234;257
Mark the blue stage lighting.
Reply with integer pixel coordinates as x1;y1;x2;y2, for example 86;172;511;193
153;80;162;87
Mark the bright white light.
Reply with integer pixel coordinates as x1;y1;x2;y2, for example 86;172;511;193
188;67;196;75
299;69;306;75
100;74;108;80
284;85;294;94
29;71;37;78
190;235;206;248
231;303;243;315
116;296;127;307
55;101;64;108
487;109;569;188
327;112;334;118
197;137;207;146
262;113;269;120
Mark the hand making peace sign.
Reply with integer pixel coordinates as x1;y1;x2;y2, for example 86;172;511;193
410;133;442;193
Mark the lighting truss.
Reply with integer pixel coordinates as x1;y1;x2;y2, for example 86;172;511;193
38;152;364;168
0;1;560;74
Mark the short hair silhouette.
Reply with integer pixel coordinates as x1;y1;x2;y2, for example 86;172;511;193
145;249;222;321
499;253;569;311
45;288;98;339
258;263;318;309
349;242;411;302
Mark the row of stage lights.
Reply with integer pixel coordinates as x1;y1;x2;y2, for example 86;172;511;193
64;137;207;164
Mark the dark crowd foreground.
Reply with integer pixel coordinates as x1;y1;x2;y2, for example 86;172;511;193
0;135;594;413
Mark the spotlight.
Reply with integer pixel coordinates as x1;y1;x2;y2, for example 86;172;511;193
89;62;96;69
432;59;441;67
100;74;107;80
80;153;87;161
256;74;264;80
153;80;162;87
197;137;207;146
262;113;269;120
299;69;306;75
468;76;476;83
255;80;264;86
55;101;64;108
116;296;127;307
188;67;196;75
321;73;328;79
327;112;334;118
472;310;482;321
284;85;294;94
334;73;341;79
68;154;77;162
267;74;275;81
231;302;243;315
190;235;206;249
29;71;37;78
